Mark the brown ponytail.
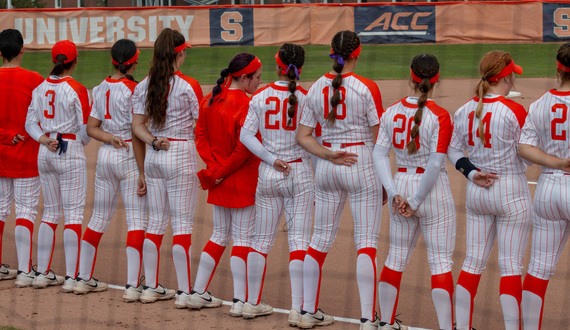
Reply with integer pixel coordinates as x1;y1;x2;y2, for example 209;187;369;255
475;51;511;144
406;54;439;154
277;43;305;127
328;31;360;124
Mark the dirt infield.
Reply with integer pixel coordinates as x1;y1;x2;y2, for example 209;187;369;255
1;77;569;330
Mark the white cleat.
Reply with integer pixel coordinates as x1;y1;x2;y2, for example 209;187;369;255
0;264;17;280
62;276;76;293
175;291;191;309
379;318;409;330
229;299;245;317
360;317;380;330
73;277;108;294
242;301;273;319
15;270;35;288
288;309;302;327
297;309;334;329
123;284;143;302
187;290;223;309
32;270;64;289
139;284;175;303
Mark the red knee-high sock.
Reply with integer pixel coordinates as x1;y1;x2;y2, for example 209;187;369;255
248;248;268;305
290;250;306;262
500;275;522;330
64;224;82;278
145;233;163;287
379;266;403;324
0;220;4;264
231;245;249;300
523;274;549;330
126;230;145;286
15;218;34;272
357;248;377;321
172;234;192;292
306;247;328;311
457;270;482;329
81;228;103;279
44;222;59;272
431;272;454;327
202;240;226;291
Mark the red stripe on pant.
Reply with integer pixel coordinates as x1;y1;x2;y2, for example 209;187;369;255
231;246;250;301
172;234;192;291
145;233;163;287
0;220;4;265
457;270;482;330
15;218;34;272
250;248;268;305
202;240;226;291
43;222;59;272
82;228;104;279
305;247;327;313
126;230;145;286
379;266;403;324
358;247;377;320
289;250;306;262
523;274;549;330
432;272;454;326
65;224;82;278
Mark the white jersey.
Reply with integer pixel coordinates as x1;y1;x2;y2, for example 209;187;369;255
90;77;138;141
520;89;570;174
132;71;202;140
377;97;452;170
243;80;309;162
26;75;90;136
449;94;527;175
299;72;383;144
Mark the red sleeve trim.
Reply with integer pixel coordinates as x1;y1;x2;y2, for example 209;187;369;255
499;97;527;128
351;73;384;118
426;100;452;153
175;72;203;104
66;78;90;124
123;79;138;94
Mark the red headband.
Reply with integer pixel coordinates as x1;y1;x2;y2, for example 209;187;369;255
557;60;570;73
486;60;523;82
231;56;262;77
329;44;362;60
410;69;439;84
112;49;140;66
174;42;191;53
275;52;302;78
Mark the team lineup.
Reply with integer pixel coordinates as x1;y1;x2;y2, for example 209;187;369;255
0;26;568;330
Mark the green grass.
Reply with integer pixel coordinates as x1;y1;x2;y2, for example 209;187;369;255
20;43;562;89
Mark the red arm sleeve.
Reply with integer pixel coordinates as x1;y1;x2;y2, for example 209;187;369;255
0;128;17;145
211;113;253;179
194;98;219;171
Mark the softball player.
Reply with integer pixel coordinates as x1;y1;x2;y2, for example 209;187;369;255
0;28;44;285
447;50;531;330
132;28;202;307
373;54;454;330
190;53;262;315
25;40;91;292
239;43;312;324
518;42;570;330
296;30;383;329
73;39;147;299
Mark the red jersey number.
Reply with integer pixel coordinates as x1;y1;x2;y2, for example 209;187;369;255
323;86;347;121
468;111;492;148
264;97;297;131
392;114;419;150
44;90;56;119
551;103;568;141
104;89;112;119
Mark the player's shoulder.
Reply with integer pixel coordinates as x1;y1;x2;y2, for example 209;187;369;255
385;97;407;112
252;83;273;97
349;73;380;92
175;71;200;88
296;84;308;95
498;96;525;111
425;100;452;125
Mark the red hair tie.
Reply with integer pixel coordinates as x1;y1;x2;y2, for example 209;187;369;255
557;60;570;73
112;49;140;66
275;52;302;80
411;69;439;84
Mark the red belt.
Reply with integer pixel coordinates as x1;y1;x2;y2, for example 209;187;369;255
124;139;132;142
56;133;76;140
543;172;570;176
288;158;303;163
167;138;186;141
398;167;425;174
322;141;365;148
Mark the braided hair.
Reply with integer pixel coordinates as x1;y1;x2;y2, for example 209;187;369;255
475;50;512;144
209;52;257;107
111;39;138;82
278;43;305;127
328;30;360;124
406;54;439;154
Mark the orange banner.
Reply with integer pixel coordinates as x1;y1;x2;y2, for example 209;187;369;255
253;6;310;46
435;2;543;44
0;8;210;50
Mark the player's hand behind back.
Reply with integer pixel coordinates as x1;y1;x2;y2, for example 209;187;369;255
472;171;498;188
328;150;358;166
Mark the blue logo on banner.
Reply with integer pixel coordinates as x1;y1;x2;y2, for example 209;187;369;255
355;6;435;44
210;8;253;46
543;3;570;42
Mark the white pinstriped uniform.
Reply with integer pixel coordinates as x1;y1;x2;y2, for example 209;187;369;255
450;95;532;276
88;77;146;233
132;72;200;236
25;76;89;225
243;81;313;254
376;97;455;274
519;89;570;280
299;72;382;252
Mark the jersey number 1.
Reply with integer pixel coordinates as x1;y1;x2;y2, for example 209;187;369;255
104;90;112;119
468;111;492;148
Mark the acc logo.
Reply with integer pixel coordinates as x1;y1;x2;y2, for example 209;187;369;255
210;8;253;46
354;6;435;44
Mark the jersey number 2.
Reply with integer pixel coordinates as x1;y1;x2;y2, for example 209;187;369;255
43;90;56;119
551;103;568;141
468;111;492;148
264;97;296;131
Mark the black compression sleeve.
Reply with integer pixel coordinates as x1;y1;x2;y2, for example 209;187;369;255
455;157;477;179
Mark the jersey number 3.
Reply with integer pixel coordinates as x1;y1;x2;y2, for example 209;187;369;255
43;90;56;119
